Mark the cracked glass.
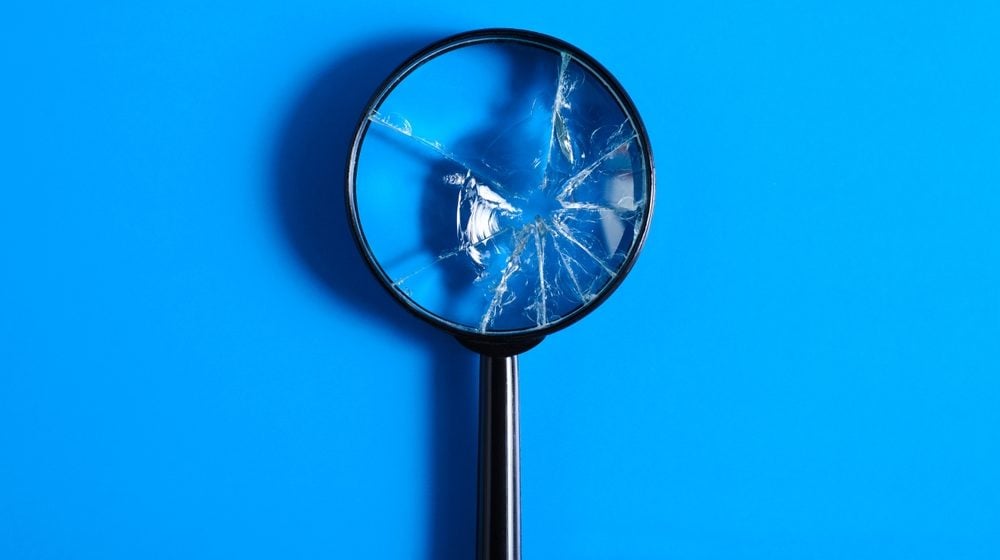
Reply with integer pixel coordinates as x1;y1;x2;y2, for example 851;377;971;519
353;37;650;334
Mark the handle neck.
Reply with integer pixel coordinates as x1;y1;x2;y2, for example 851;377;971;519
477;354;521;560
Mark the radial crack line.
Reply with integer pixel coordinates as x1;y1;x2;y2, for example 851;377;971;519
392;226;514;287
368;111;511;194
558;201;639;218
555;134;637;202
479;225;533;332
541;52;574;187
532;218;548;326
547;228;588;302
549;217;617;276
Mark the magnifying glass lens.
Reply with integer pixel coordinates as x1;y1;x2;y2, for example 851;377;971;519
353;38;650;334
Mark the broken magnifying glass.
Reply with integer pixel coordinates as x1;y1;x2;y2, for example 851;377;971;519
346;29;654;560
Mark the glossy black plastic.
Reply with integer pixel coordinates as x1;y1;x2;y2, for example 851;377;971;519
477;355;520;560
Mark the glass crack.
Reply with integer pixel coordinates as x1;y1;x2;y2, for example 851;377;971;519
556;133;637;203
543;52;576;185
392;226;514;288
363;46;647;333
549;214;618;276
531;217;549;325
479;224;534;332
368;111;515;198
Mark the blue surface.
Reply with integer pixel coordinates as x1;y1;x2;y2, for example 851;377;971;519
1;2;998;559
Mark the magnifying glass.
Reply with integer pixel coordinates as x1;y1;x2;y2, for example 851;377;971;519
346;28;654;560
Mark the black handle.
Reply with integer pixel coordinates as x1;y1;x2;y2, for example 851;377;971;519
477;354;521;560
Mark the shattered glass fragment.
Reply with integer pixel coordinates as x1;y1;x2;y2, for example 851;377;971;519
354;39;649;333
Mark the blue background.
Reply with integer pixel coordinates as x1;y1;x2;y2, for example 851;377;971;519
2;2;998;559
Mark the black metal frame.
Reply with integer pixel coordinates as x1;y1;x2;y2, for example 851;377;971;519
345;28;656;356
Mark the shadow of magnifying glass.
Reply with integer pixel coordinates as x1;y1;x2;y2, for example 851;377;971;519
272;33;477;560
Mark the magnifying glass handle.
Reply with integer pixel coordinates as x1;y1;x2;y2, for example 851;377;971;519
477;354;521;560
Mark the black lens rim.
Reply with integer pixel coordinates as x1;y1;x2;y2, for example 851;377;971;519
346;28;656;345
